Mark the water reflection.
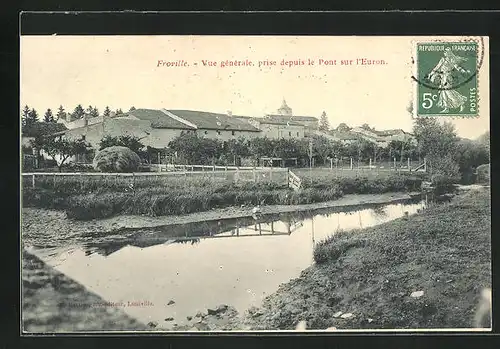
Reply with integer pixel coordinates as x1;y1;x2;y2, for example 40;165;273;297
32;197;427;328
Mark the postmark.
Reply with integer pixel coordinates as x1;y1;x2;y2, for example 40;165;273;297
412;38;482;117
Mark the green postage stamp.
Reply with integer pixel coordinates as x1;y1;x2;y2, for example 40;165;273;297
415;40;479;117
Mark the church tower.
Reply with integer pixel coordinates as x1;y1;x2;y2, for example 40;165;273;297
277;98;293;116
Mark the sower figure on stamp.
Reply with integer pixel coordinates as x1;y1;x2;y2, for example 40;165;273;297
426;47;471;113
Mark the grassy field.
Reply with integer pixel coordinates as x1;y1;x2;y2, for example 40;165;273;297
22;169;423;220
244;187;491;330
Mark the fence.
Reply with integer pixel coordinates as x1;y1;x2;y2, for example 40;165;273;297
22;167;290;189
150;164;268;172
288;170;302;191
327;157;427;173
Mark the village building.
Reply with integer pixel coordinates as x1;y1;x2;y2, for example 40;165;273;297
246;117;306;139
350;127;416;147
53;108;261;151
321;130;361;145
263;99;319;129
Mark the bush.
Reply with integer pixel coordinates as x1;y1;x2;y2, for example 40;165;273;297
431;174;458;195
93;146;141;173
313;231;367;264
476;164;490;184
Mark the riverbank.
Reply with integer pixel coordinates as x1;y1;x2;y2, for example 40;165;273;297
22;192;415;250
22;251;148;332
22;173;422;220
235;186;491;330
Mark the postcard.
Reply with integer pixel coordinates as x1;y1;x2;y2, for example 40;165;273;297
20;35;491;333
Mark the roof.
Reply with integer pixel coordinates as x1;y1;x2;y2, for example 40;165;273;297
23;122;68;138
329;131;361;140
127;109;195;130
252;117;305;126
372;129;407;136
167;110;261;132
266;114;319;122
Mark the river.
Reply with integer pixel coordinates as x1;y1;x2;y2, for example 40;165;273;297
26;198;426;329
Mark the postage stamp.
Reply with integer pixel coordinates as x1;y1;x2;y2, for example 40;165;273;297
414;40;480;117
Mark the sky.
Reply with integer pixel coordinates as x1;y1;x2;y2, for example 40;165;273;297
20;35;490;139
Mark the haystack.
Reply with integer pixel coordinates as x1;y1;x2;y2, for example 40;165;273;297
93;146;141;173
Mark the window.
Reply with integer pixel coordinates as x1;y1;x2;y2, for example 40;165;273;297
217;130;221;135
81;135;86;141
289;131;292;137
204;130;208;135
297;132;299;137
231;130;235;136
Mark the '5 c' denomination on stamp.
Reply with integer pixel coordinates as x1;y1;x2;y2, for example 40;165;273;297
414;40;479;117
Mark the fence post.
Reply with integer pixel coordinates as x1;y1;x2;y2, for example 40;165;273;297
53;173;56;187
350;157;353;170
253;168;256;182
32;174;35;189
132;172;136;187
369;158;372;170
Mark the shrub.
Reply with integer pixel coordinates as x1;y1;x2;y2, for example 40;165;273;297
476;164;490;184
431;174;459;195
313;231;367;264
93;146;142;173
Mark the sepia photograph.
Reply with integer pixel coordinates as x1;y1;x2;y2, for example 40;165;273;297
20;35;491;333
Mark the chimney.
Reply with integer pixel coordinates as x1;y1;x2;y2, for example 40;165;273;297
227;110;232;117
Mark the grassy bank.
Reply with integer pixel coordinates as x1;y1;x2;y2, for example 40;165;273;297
22;173;422;220
244;187;491;330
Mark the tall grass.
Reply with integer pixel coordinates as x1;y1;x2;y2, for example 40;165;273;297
22;172;422;221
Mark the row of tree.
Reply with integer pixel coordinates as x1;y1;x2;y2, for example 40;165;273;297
21;105;137;131
165;132;420;166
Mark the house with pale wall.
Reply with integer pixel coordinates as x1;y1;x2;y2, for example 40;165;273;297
246;117;306;139
50;108;261;164
350;127;416;148
264;99;320;129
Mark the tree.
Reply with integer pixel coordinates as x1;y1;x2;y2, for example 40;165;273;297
26;108;39;127
99;135;145;155
248;137;275;163
224;138;250;165
336;123;351;132
43;109;55;123
86;105;99;118
318;111;330;132
21;105;31;130
71;104;85;119
312;135;333;165
168;133;223;165
129;106;136;111
413;117;460;178
31;136;92;172
103;106;111;117
115;109;123;115
361;123;372;131
56;105;66;122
